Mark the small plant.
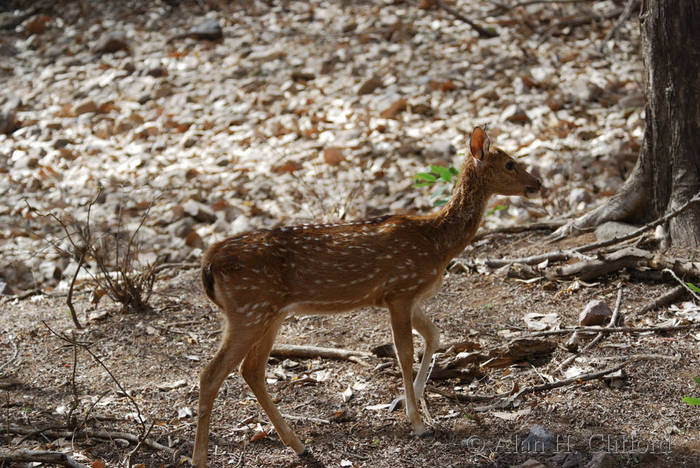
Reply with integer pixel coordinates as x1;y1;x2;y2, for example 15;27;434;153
29;188;161;327
415;163;507;215
414;164;459;206
686;282;700;294
683;377;700;407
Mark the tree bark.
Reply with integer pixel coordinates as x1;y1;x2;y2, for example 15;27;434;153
553;0;700;247
639;0;700;246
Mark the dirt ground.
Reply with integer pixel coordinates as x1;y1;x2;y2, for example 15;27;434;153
2;231;699;467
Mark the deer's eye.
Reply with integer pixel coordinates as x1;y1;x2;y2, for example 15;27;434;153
506;161;515;171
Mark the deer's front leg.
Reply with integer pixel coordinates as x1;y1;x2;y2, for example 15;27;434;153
388;300;429;437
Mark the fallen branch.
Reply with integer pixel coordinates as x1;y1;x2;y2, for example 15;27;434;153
435;1;498;38
0;448;88;468
573;191;700;253
552;8;623;29
663;268;700;302
0;6;40;30
271;344;373;361
7;424;173;453
281;413;330;425
638;285;687;315
500;358;634;406
601;0;640;51
472;220;566;241
528;322;700;338
473;358;636;412
547;247;648;281
478;192;700;272
0;339;19;374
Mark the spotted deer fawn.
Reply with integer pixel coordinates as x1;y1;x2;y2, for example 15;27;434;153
192;127;541;466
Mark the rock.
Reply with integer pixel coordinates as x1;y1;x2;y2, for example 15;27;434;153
423;140;455;160
11;151;38;169
0;41;18;57
585;452;618;468
380;98;407;119
187;19;223;41
546;94;566;111
618;93;644;109
38;260;62;283
594;221;639;242
564;330;581;352
185;230;204;249
521;425;555;452
94;31;130;55
169;217;195;238
357;76;382;95
579;299;612;326
231;215;251;235
182;135;197;148
291;70;315;82
52;138;71;149
25;14;50;35
323;147;345;166
568;187;590;209
73;99;98;115
112;117;134;134
0;111;18;134
410;100;433;116
145;65;168;78
183;200;217;224
502;104;530;124
551;451;585;468
513;459;546;468
0;279;14;295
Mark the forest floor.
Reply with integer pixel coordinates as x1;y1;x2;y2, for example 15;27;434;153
1;1;699;467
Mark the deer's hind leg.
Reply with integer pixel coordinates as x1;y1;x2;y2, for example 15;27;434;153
193;315;265;467
240;311;306;455
411;305;440;400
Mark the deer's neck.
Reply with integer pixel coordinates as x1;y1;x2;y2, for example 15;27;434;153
429;158;491;260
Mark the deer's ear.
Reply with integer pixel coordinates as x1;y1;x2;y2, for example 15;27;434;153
470;127;490;160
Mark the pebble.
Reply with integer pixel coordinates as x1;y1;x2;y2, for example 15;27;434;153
579;299;612;326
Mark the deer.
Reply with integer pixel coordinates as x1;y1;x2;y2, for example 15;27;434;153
192;127;542;467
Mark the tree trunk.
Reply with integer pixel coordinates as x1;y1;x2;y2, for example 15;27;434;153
553;0;700;247
639;0;700;246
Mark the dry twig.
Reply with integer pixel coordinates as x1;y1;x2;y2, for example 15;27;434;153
0;339;19;374
638;285;687;315
6;424;173;453
271;344;373;361
42;322;147;434
0;448;88;468
527;322;700;337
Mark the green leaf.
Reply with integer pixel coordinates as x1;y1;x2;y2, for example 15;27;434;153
686;282;700;293
415;172;437;182
449;166;459;175
485;204;507;217
413;182;434;188
431;186;448;200
433;199;448;207
683;396;700;406
694;377;700;386
430;165;454;182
